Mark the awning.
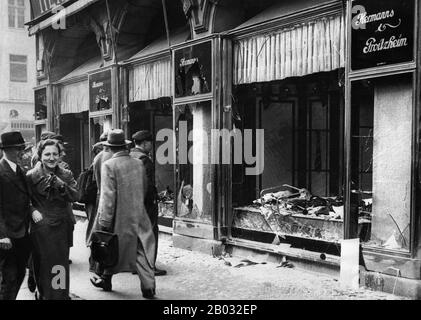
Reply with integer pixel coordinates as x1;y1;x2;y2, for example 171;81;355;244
126;27;190;102
28;0;100;36
129;58;172;102
59;80;89;115
57;57;103;114
233;13;345;85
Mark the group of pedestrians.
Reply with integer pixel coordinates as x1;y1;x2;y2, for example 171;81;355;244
0;127;165;300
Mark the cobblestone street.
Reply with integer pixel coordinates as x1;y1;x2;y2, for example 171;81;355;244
17;216;409;300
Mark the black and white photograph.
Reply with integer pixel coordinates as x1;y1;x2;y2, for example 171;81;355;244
0;0;420;307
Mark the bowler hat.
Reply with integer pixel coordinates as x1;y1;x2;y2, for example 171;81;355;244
0;131;27;149
132;130;153;143
102;129;131;147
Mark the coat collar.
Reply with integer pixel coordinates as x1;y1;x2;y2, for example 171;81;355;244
112;150;130;159
131;147;149;158
29;161;67;184
0;158;27;193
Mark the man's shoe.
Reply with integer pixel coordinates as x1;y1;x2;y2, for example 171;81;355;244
154;268;167;276
90;276;112;292
27;274;36;293
142;288;156;299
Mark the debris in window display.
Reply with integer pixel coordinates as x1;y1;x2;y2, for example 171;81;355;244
233;184;374;242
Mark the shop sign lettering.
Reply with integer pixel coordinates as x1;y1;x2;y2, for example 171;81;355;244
30;0;72;20
174;41;212;98
351;0;414;70
89;70;112;112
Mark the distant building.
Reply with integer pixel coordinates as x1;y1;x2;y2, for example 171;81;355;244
0;0;36;144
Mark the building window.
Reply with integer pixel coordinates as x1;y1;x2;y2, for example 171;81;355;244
8;0;25;29
10;55;27;82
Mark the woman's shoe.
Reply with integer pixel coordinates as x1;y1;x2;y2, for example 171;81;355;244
90;276;112;292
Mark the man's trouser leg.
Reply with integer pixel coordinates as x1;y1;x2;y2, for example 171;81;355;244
153;224;159;264
136;237;155;292
0;237;31;300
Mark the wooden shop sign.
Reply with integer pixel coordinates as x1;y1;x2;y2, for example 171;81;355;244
89;70;112;112
351;0;415;70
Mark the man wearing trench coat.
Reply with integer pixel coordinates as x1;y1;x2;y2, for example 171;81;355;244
96;130;156;299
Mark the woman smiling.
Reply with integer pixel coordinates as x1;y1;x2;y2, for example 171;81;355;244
26;139;79;300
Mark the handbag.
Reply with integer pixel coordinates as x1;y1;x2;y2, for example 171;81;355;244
90;231;119;268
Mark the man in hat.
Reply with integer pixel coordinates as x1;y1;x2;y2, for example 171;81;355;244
93;129;156;299
0;132;34;299
131;130;167;276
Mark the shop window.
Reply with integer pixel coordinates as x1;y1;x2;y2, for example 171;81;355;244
10;55;27;83
129;98;175;221
351;74;413;252
35;88;47;120
90;115;112;145
232;71;345;244
8;0;25;29
175;102;212;223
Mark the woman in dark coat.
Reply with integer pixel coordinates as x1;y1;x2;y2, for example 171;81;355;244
27;139;79;300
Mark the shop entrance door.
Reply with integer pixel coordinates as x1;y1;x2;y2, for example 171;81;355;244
60;111;89;177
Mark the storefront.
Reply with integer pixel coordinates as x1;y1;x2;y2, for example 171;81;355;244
346;0;420;284
27;0;421;297
123;28;190;227
222;1;347;256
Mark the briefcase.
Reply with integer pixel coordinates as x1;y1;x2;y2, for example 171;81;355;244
90;231;119;268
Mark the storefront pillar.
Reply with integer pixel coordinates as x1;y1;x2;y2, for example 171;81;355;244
111;65;121;130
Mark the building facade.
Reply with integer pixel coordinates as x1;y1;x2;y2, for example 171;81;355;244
27;0;421;298
0;0;36;143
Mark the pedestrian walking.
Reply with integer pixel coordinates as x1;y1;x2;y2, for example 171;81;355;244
0;132;32;300
92;129;156;299
131;130;167;276
27;132;75;294
86;132;112;277
26;139;79;300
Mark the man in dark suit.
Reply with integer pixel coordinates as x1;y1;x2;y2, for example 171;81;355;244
131;130;166;276
0;132;33;300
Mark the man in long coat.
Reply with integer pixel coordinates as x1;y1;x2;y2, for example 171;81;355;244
131;130;166;276
0;132;32;300
96;129;156;299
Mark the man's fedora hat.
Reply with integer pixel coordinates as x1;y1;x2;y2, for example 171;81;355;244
132;130;153;143
103;129;131;147
0;131;27;149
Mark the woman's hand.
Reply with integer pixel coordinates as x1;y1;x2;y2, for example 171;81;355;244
54;176;66;189
32;210;43;224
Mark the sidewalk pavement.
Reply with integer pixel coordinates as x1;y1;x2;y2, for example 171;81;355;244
17;214;409;300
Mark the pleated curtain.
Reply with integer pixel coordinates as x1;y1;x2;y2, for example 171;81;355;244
129;57;172;102
233;14;345;85
60;81;89;114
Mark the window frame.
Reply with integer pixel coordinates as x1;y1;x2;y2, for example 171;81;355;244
10;54;28;83
8;0;25;29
